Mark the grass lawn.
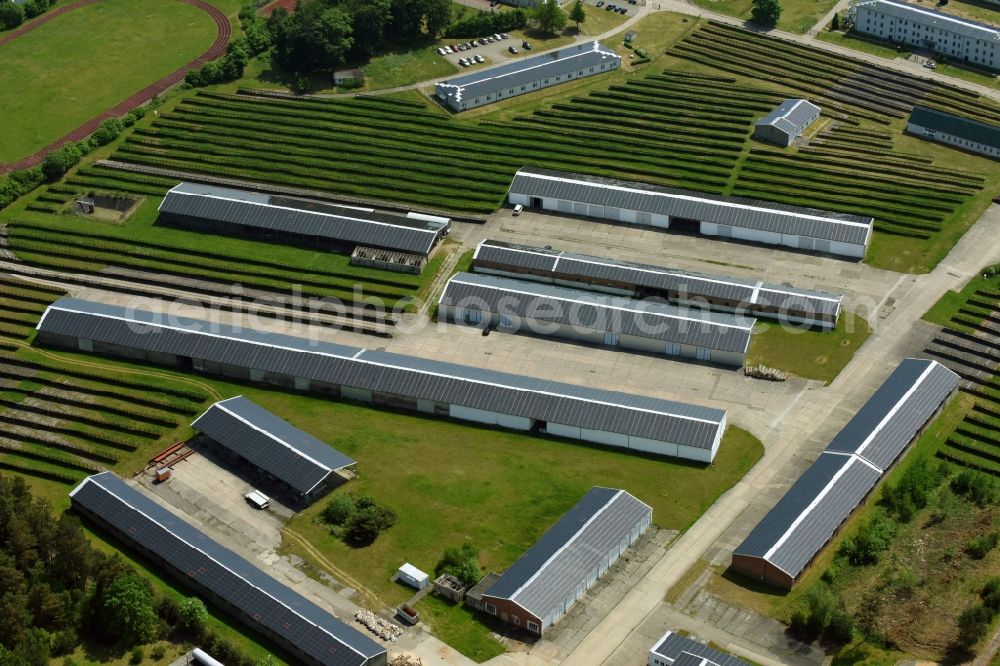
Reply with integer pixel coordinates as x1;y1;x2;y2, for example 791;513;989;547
816;29;912;60
413;595;506;662
745;311;871;383
0;0;218;163
690;0;839;33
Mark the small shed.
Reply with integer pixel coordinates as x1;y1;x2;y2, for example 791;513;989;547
397;563;429;590
754;99;821;147
625;30;638;42
334;68;365;88
433;574;468;602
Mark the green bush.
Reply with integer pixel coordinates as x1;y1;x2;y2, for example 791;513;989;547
321;493;356;526
839;510;896;565
957;604;993;647
0;167;45;211
882;456;947;522
176;597;208;636
130;646;144;665
41;145;83;181
0;2;25;30
444;9;526;38
965;532;999;560
150;644;166;661
435;543;482;586
951;469;1000;506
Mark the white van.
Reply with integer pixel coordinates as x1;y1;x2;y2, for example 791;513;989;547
245;490;271;510
513;204;523;216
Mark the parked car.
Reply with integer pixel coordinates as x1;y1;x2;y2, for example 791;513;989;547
618;7;627;13
479;37;488;45
487;36;495;42
436;47;446;55
459;58;469;66
522;40;532;49
597;0;604;5
606;3;616;9
494;33;503;40
474;54;485;63
513;204;524;216
508;45;518;54
468;41;478;48
923;60;937;69
500;32;509;39
245;490;271;510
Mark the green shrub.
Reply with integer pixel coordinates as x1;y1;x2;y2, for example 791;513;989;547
176;597;208;636
129;646;144;664
321;494;356;526
951;469;1000;506
981;578;1000;611
444;9;526;38
965;532;999;560
0;2;24;29
957;605;993;647
41;145;83;181
882;456;947;521
839;510;896;565
0;167;45;211
150;644;166;661
435;543;482;586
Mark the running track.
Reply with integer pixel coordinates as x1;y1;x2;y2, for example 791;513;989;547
0;0;231;174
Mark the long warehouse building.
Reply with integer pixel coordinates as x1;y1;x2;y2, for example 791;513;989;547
731;358;959;588
473;239;843;329
37;299;728;462
479;487;652;634
439;272;755;366
435;41;621;112
507;168;874;259
159;182;449;257
70;472;387;666
191;396;356;504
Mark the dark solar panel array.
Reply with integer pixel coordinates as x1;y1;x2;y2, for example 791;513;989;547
160;184;443;255
473;240;842;319
192;396;356;496
509;168;873;245
825;359;959;470
651;630;749;666
39;299;726;450
441;272;754;353
70;473;385;666
733;359;958;579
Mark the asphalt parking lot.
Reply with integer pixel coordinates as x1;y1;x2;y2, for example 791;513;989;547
438;32;521;71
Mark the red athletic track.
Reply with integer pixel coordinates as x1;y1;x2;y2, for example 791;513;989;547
0;0;231;174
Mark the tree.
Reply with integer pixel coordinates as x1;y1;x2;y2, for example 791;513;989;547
344;504;397;547
424;0;452;37
957;605;992;647
321;494;356;526
347;0;392;55
569;0;586;30
531;0;568;34
273;3;354;72
177;597;208;636
0;2;25;30
436;544;482;586
831;12;840;30
750;0;781;27
41;145;81;181
101;574;157;644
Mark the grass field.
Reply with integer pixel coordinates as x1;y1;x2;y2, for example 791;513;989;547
0;0;218;163
746;311;871;383
690;0;840;33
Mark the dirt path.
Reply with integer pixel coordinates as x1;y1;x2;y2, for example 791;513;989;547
0;0;232;174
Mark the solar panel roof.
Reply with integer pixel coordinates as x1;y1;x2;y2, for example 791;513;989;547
192;396;356;496
436;41;619;104
509;168;873;245
733;453;881;578
69;472;385;666
910;106;1000;150
755;99;820;131
824;359;959;471
473;240;843;318
160;183;446;255
38;299;727;451
651;630;749;666
484;488;651;625
441;272;755;353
